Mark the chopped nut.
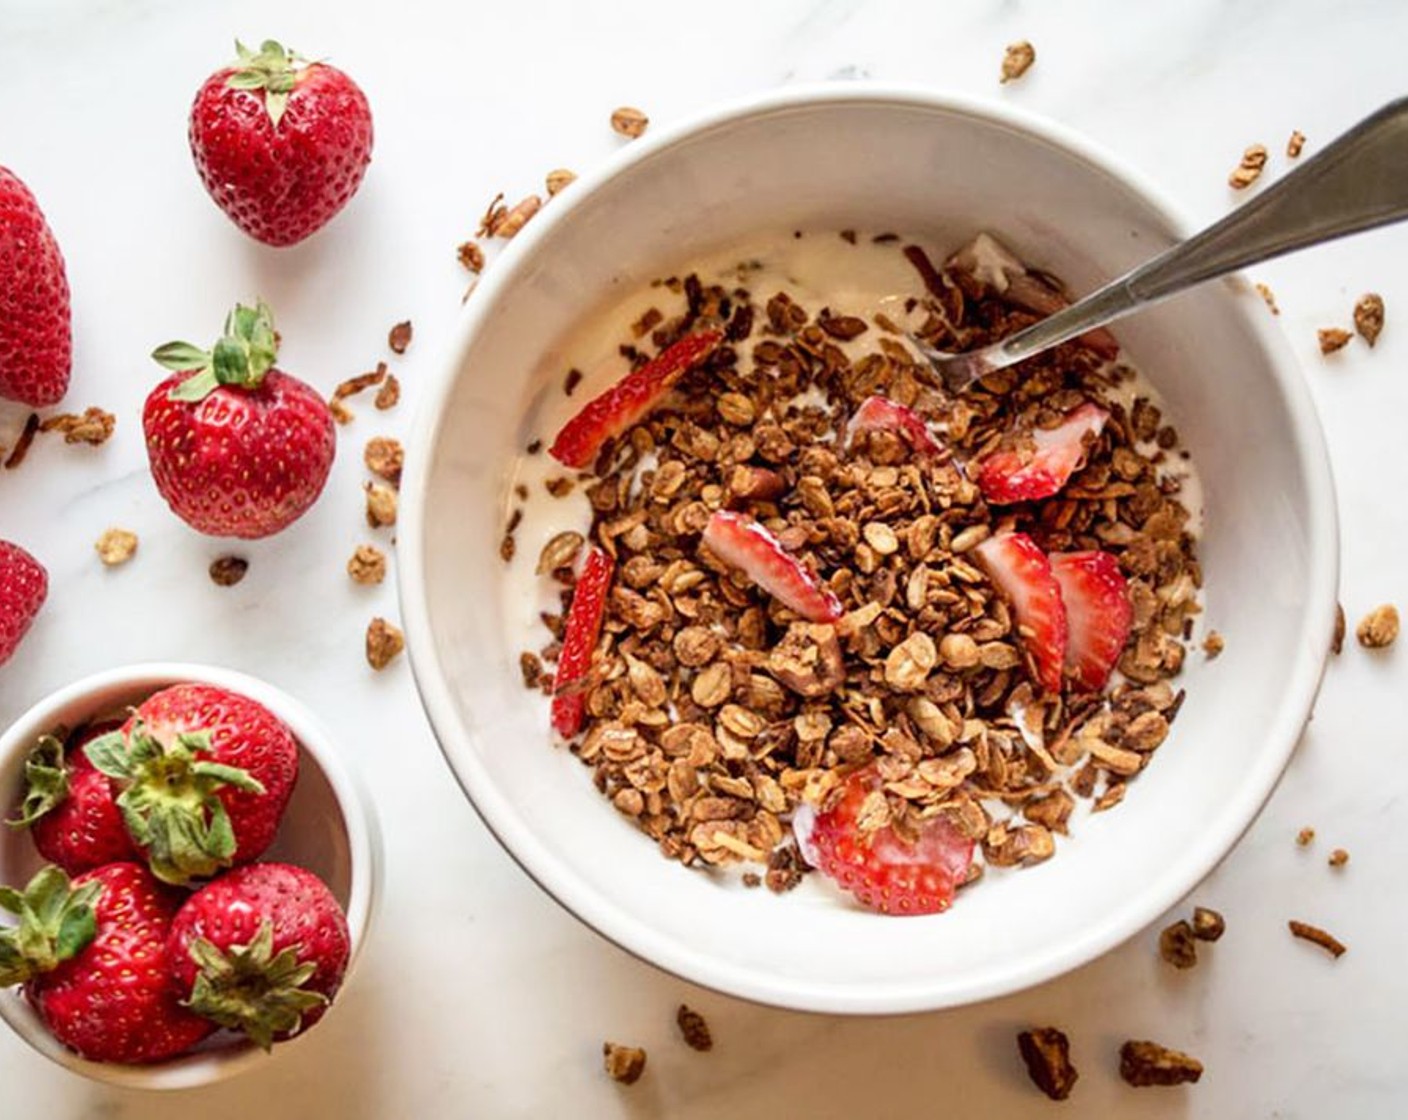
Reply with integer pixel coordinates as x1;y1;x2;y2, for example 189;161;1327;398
1318;327;1353;354
602;1042;647;1084
1297;826;1315;847
365;482;398;528
494;194;542;239
1228;144;1269;189
1201;630;1224;659
610;106;649;139
1288;919;1346;958
375;373;400;410
40;407;115;445
388;320;413;354
1287;129;1306;158
458;241;485;273
1016;1027;1078;1101
546;168;577;196
1354;292;1384;347
364;437;404;486
1191;907;1225;942
1332;603;1345;654
1119;1040;1204;1087
1000;40;1036;83
366;617;405;670
676;1005;713;1052
95;528;138;567
1255;282;1280;315
1329;848;1349;868
1159;919;1198;969
208;555;248;587
1356;603;1398;648
347;544;387;585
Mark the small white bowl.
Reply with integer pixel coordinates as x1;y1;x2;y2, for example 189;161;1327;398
0;662;381;1089
399;85;1338;1013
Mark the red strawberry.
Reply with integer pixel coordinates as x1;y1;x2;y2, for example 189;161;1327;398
0;167;71;406
167;862;351;1050
551;548;614;738
702;510;842;623
973;532;1068;694
0;541;47;667
549;330;722;468
189;40;373;247
9;723;138;875
84;683;299;886
1;863;216;1063
801;767;974;915
144;300;336;539
1050;551;1134;692
974;402;1109;505
847;395;941;455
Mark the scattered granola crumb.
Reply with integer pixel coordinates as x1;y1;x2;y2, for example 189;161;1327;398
208;555;248;587
546;168;577;196
1289;919;1346;958
1201;630;1224;659
330;364;388;422
500;532;516;562
1332;603;1346;654
632;308;664;339
1159;919;1198;969
526;438;543;455
676;1005;713;1052
564;368;583;396
1255;282;1280;315
537;530;584;575
388;320;413;355
1016;1027;1078;1101
329;398;354;425
375;373;400;411
95;528;138;567
1191;907;1225;942
839;229;857;245
1329;848;1349;868
519;651;544;689
1228;144;1269;189
3;412;38;469
347;544;387;585
365;482;398;528
610;106;649;139
741;871;762;888
1356;603;1399;649
1318;327;1353;354
476;191;507;237
495;195;541;239
1297;826;1316;846
364;436;404;486
1000;40;1036;83
1354;292;1384;347
1287;129;1306;158
1119;1040;1204;1087
366;617;405;670
602;1042;646;1084
458;241;485;273
40;406;116;445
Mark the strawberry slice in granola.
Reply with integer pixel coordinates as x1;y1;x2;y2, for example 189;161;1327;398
702;510;842;623
550;547;615;737
847;395;942;455
548;330;722;469
974;402;1109;505
1050;550;1133;692
973;532;1068;694
800;767;974;915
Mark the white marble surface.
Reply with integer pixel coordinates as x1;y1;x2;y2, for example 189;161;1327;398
0;0;1405;1115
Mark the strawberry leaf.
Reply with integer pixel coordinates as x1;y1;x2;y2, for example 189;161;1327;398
7;734;69;829
151;341;211;373
160;300;280;403
0;867;101;985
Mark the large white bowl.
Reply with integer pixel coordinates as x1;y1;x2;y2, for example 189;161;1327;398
399;85;1338;1013
0;663;381;1089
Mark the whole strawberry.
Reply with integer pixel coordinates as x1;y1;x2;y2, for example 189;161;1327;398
189;40;373;246
84;683;299;886
8;723;138;875
167;862;351;1050
0;541;47;667
144;300;336;539
0;863;215;1063
0;167;71;406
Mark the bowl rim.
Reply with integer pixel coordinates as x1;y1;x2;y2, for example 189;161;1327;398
398;81;1340;1014
0;661;381;1089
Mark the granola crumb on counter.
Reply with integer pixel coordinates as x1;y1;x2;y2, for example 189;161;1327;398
1287;129;1307;158
1317;327;1353;355
1354;292;1385;347
3;412;38;468
1191;906;1225;942
364;436;404;485
95;527;138;567
546;168;577;196
1120;1040;1204;1087
676;1005;713;1052
375;373;401;410
458;241;485;273
1000;40;1036;83
1159;919;1198;969
602;1041;647;1084
476;191;506;237
1328;848;1349;868
1297;826;1316;847
347;544;387;585
1289;919;1346;958
610;106;649;139
1017;1027;1078;1100
1228;144;1268;189
208;555;249;587
365;481;398;528
495;194;541;239
563;367;583;396
1201;630;1224;659
388;320;413;354
1356;603;1399;649
1332;603;1346;654
330;363;389;423
366;617;405;670
41;406;116;445
1255;283;1280;314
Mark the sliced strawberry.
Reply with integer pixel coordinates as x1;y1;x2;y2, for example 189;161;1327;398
973;532;1068;694
702;510;841;623
1050;551;1133;692
974;402;1109;505
847;395;941;455
550;547;614;737
548;330;722;469
802;767;974;915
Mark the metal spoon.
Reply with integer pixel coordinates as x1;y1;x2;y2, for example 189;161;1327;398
915;96;1408;389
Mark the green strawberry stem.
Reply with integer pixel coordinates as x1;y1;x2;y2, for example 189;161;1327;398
84;721;266;886
226;39;308;128
184;920;327;1051
0;866;101;987
151;300;280;404
6;733;69;829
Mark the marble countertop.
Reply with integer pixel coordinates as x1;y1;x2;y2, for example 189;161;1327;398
2;0;1405;1116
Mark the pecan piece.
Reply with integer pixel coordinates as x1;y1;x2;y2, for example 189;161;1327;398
1119;1040;1203;1087
1016;1027;1078;1101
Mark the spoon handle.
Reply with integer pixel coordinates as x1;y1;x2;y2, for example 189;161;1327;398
986;96;1408;372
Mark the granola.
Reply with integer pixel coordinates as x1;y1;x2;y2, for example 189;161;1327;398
1119;1039;1203;1087
1016;1026;1078;1100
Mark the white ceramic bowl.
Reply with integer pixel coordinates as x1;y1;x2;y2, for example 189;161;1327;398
0;663;381;1089
399;85;1338;1013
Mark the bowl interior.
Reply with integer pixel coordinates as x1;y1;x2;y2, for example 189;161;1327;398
404;90;1336;1012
